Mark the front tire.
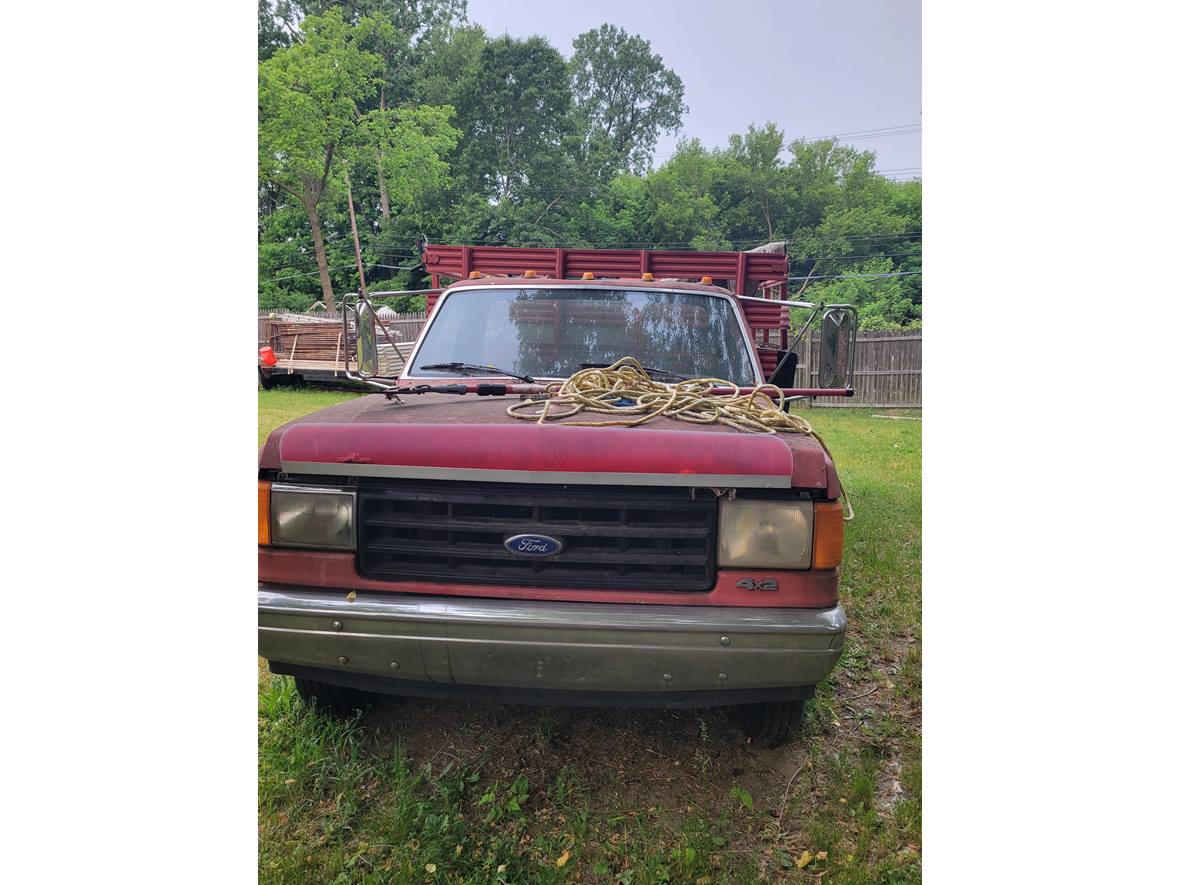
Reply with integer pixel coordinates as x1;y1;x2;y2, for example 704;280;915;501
293;677;372;716
732;699;805;745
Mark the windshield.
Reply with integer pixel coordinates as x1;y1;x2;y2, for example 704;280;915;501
408;287;758;384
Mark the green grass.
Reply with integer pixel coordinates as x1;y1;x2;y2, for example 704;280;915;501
258;390;921;883
258;387;362;447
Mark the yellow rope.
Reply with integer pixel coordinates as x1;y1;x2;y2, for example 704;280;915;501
505;357;853;520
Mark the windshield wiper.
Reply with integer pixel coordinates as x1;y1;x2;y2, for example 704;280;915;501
578;362;688;381
420;362;535;384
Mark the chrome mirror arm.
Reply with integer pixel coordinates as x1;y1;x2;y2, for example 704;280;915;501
341;294;399;392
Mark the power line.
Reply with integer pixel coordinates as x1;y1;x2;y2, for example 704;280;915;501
796;251;922;262
361;175;920;198
262;237;923;278
264;233;921;262
788;272;925;282
263;233;923;275
399;234;921;248
404;229;922;247
650;122;922;157
261;171;922;215
271;265;922;284
823;123;922;138
268;261;418;282
792;231;922;243
269;264;360;282
260;250;417;273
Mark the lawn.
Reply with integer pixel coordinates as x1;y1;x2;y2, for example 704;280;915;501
258;389;921;884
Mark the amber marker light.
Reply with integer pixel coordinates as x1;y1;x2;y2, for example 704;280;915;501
468;270;482;279
582;271;595;279
523;269;537;278
258;480;272;546
700;275;713;285
812;500;844;569
641;272;654;280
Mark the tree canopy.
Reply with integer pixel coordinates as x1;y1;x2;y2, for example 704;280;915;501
258;2;921;327
570;24;686;179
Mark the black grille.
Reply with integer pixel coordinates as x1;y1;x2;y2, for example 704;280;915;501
356;480;717;591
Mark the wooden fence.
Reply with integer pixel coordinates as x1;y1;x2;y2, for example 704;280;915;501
793;328;922;408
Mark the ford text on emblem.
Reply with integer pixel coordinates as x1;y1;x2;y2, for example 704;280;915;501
504;534;564;556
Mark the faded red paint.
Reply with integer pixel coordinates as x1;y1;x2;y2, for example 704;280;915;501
422;244;788;290
259;548;839;609
279;423;795;481
258;395;840;496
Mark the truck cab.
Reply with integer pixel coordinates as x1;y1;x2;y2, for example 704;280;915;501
258;245;856;743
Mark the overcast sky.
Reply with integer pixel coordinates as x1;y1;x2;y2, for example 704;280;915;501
463;0;921;178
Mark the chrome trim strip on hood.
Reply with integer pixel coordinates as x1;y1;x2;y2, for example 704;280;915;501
279;460;791;488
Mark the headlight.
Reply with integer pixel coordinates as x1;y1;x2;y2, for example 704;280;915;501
718;499;813;568
269;485;356;550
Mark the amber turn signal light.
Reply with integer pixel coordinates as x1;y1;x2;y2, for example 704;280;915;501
258;480;271;546
812;500;844;569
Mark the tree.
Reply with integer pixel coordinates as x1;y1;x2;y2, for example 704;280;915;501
782;138;864;232
298;0;467;43
351;104;460;222
808;257;919;329
722;123;789;240
258;0;288;60
413;22;485;109
569;24;686;178
461;35;573;202
643;139;728;250
258;0;301;60
258;8;387;308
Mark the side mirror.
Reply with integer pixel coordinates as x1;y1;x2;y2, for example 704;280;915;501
818;306;857;389
356;300;379;376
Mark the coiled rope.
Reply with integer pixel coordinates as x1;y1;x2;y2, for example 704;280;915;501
506;357;853;520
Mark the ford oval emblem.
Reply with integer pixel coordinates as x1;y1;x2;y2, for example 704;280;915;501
504;533;564;557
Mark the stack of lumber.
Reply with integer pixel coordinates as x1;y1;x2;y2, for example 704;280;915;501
261;317;352;362
260;314;414;376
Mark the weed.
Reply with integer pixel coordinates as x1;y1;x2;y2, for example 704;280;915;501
533;708;569;746
895;643;922;705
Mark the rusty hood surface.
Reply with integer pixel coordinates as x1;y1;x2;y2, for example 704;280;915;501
260;394;839;494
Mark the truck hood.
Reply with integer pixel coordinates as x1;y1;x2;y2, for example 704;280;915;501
260;394;838;493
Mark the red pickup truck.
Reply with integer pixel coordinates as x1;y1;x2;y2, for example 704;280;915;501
258;245;856;743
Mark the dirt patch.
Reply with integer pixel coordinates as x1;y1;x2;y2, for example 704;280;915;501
363;697;808;822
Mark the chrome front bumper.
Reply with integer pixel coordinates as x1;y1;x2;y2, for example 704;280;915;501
259;585;846;706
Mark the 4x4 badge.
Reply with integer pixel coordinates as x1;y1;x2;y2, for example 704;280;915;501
736;578;779;591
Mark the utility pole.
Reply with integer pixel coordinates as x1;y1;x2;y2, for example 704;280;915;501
344;166;368;298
